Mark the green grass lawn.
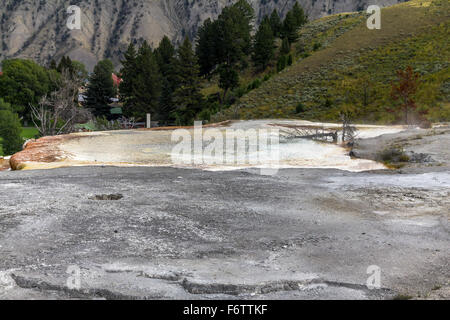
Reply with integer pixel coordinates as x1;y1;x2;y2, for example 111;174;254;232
0;127;39;156
21;127;39;140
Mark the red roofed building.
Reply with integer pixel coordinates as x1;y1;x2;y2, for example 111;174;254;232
112;73;122;87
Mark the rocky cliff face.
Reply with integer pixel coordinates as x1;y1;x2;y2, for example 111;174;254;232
0;0;401;70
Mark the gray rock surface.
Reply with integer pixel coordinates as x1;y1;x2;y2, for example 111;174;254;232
351;126;450;168
0;165;448;299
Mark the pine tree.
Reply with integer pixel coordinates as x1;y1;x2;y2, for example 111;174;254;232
49;59;57;70
196;0;254;76
172;38;204;125
218;64;239;103
56;56;66;73
57;56;74;75
126;41;162;119
119;43;138;110
219;0;254;65
252;17;275;70
155;36;177;122
282;11;299;44
155;36;176;77
196;18;220;76
269;9;282;38
292;2;307;27
85;59;116;117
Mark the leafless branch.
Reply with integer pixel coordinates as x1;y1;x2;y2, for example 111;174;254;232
30;69;92;136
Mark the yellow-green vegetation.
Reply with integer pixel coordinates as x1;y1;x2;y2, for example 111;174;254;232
378;147;410;169
21;127;39;140
212;0;449;124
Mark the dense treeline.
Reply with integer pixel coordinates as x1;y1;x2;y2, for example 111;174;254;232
119;0;307;125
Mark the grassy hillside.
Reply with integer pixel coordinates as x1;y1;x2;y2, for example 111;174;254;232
212;0;450;124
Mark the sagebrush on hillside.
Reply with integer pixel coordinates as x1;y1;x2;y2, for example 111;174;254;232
213;0;449;124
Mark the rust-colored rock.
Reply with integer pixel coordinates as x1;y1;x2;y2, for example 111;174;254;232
8;121;233;171
9;135;76;170
0;158;10;171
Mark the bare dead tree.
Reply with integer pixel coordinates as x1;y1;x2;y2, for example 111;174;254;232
341;113;357;143
280;125;338;143
30;69;92;136
118;116;136;129
92;116;137;131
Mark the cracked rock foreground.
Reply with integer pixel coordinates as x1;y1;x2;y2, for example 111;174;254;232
0;166;448;299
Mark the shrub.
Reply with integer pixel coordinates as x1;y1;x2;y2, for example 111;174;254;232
248;79;262;90
324;98;333;109
235;85;248;98
301;52;311;59
379;147;410;163
0;99;23;155
296;102;306;114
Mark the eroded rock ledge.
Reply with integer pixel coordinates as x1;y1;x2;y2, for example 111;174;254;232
9;121;234;171
9;135;75;170
351;126;450;169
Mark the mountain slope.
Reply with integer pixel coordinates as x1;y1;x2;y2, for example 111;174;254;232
0;0;401;70
213;0;449;123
